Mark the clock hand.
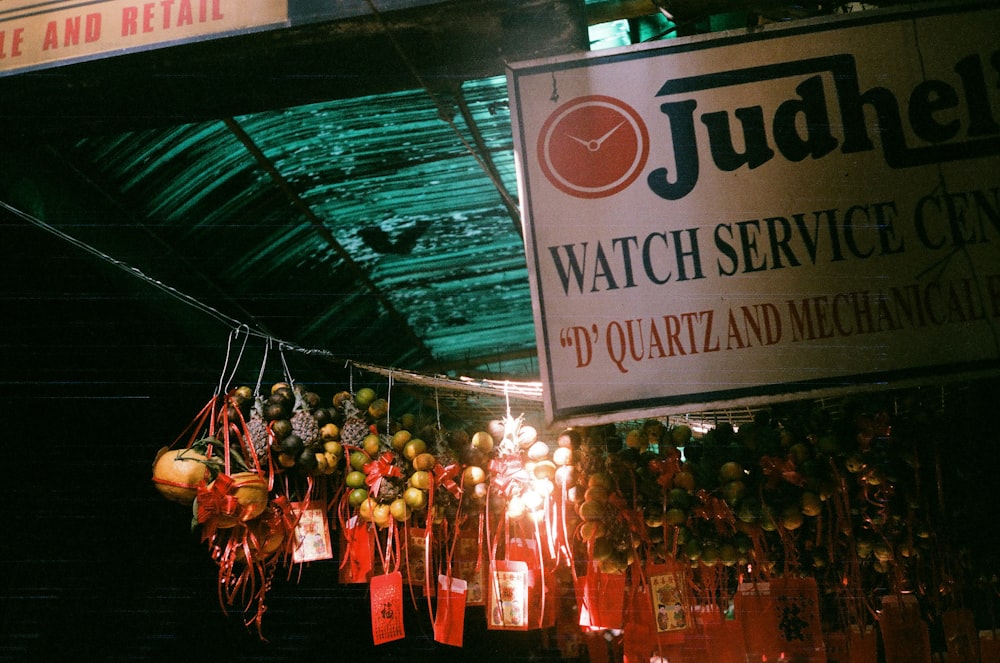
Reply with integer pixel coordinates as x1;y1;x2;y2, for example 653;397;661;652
592;120;626;149
565;120;627;152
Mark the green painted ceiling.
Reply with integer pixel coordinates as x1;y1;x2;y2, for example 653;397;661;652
64;75;537;378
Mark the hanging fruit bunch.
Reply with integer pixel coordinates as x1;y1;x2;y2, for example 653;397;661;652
248;381;344;480
333;386;437;531
152;387;296;637
484;414;553;525
572;424;653;574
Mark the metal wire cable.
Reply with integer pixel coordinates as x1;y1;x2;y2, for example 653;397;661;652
2;197;543;401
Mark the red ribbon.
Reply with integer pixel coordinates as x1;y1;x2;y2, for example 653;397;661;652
692;489;736;531
649;457;682;489
433;463;462;498
760;455;805;487
488;456;530;494
197;473;239;524
364;451;401;498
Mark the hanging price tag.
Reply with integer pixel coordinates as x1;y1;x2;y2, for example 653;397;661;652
370;571;405;645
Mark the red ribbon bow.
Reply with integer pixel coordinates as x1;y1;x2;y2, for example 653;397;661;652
488;457;530;494
760;455;804;487
197;473;238;524
692;489;736;530
433;463;463;498
364;451;401;497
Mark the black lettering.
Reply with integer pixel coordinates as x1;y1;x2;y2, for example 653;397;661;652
702;106;775;171
773;76;839;161
648;100;699;201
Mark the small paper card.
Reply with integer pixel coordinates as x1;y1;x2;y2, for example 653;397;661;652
433;575;468;647
488;560;530;630
453;530;485;605
649;566;687;633
291;502;333;564
405;527;429;587
370;571;405;645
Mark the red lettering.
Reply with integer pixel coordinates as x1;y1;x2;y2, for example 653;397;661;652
177;0;193;26
119;0;222;39
12;28;23;56
160;0;175;28
122;7;138;36
86;13;101;42
64;17;80;46
42;21;59;50
663;315;687;356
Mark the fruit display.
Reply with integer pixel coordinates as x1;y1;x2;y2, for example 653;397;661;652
153;372;999;657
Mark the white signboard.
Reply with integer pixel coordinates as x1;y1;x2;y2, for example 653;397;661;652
507;3;1000;425
0;0;288;74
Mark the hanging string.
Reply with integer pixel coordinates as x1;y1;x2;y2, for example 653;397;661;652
386;370;393;428
220;325;250;395
255;338;272;396
278;343;295;390
216;327;249;396
3;197;544;404
3;198;246;332
434;389;442;432
504;381;511;419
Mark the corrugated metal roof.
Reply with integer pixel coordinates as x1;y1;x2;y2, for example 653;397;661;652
67;75;538;378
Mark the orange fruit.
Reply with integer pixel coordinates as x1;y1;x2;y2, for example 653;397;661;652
403;438;427;461
552;446;574;466
462;465;486;487
346;470;367;489
391;429;412;452
412;452;437;472
362;433;382;457
389;498;411;522
470;431;494;453
409;470;431;490
403;487;427;510
372;503;392;528
348;488;369;508
350;450;370;471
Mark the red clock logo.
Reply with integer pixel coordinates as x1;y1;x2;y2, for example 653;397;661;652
537;95;650;199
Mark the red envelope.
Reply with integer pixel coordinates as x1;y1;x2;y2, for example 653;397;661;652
370;571;405;645
338;516;374;584
433;575;468;647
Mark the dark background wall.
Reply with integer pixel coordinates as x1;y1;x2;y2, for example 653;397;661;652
0;210;562;661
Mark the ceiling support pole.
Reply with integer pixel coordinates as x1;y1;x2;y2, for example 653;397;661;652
223;116;435;365
454;86;523;238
